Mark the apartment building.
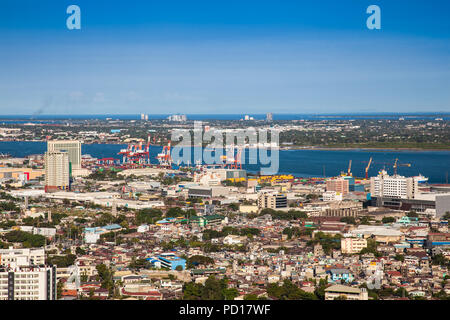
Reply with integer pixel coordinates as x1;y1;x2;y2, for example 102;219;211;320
44;151;70;192
257;192;287;209
0;266;57;300
341;237;368;254
47;140;81;170
326;178;349;196
0;248;46;268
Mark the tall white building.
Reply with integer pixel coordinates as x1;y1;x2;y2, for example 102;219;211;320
370;170;418;199
0;266;57;300
45;151;70;192
47;140;81;170
0;248;56;300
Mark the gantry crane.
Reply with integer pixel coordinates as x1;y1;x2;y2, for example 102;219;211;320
118;135;151;167
156;140;172;168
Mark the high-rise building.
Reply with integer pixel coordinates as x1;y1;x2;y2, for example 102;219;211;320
266;112;273;122
370;170;418;199
44;151;69;192
47;140;81;170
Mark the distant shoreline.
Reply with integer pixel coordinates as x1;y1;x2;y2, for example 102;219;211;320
1;140;449;152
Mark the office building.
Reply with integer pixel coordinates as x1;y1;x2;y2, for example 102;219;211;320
188;186;229;198
370;170;418;199
324;201;363;217
323;191;343;202
44;151;70;192
257;192;287;209
47;140;81;170
371;192;450;214
343;176;356;192
326;178;349;196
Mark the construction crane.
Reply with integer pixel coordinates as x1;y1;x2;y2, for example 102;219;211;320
393;158;411;176
340;159;352;177
364;157;373;179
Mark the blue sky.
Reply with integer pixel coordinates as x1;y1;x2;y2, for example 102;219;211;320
0;0;449;115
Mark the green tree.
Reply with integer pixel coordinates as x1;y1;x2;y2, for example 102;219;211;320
136;208;163;224
47;254;77;268
175;265;183;271
382;217;396;224
267;279;318;300
4;230;46;248
129;257;151;270
407;211;418;218
360;238;381;257
394;254;405;262
96;264;115;296
166;207;184;218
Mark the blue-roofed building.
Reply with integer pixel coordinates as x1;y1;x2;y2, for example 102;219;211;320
83;224;123;243
146;253;186;270
103;224;122;231
396;216;419;226
394;242;411;249
326;269;354;283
